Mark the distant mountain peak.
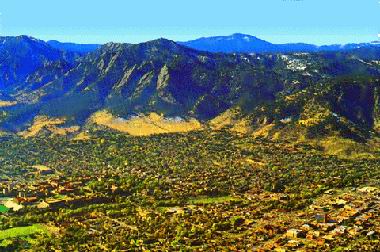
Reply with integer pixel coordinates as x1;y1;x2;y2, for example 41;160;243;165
0;35;44;45
141;38;179;47
47;40;101;54
178;33;274;53
132;38;190;55
231;33;248;36
101;38;179;49
231;33;256;39
15;35;39;40
101;42;125;49
180;34;379;54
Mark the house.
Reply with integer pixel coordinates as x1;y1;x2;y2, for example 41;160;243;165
37;201;50;209
58;187;75;195
332;199;347;208
33;165;54;175
37;199;66;209
286;229;305;238
331;226;346;236
14;196;38;206
315;213;327;223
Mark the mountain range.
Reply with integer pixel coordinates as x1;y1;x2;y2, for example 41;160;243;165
179;33;380;53
47;40;101;54
6;33;377;55
0;34;379;143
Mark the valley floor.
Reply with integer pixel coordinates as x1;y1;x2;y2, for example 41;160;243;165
0;130;379;251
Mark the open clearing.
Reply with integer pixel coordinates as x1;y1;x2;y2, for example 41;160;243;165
0;224;47;241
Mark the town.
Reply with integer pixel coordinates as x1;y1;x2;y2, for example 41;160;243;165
0;130;379;250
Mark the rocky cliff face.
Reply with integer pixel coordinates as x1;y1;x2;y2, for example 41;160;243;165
0;36;77;90
373;86;380;130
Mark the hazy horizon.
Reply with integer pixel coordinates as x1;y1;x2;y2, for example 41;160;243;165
1;32;379;47
0;0;379;45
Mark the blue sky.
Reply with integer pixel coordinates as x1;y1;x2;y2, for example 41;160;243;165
0;0;379;45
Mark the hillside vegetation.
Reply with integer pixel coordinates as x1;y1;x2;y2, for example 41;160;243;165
0;36;379;145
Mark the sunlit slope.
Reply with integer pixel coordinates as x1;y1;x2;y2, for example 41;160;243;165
90;110;202;136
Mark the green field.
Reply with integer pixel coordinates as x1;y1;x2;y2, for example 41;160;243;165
0;205;9;213
0;224;47;241
187;196;241;205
